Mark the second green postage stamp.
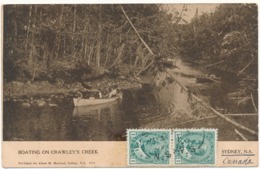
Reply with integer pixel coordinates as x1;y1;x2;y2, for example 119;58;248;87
173;129;217;166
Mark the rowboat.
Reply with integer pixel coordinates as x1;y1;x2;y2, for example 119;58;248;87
73;97;118;107
73;101;118;116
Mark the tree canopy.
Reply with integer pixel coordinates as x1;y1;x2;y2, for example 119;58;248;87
178;4;257;107
4;4;180;82
3;4;258;106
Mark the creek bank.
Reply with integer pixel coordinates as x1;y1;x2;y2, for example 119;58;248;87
174;58;256;116
4;76;144;107
4;64;150;100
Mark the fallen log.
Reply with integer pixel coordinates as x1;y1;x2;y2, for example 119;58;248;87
235;129;249;141
204;60;225;68
170;115;218;127
225;113;258;116
137;60;154;76
166;70;258;136
250;93;258;113
119;5;257;136
169;113;257;127
237;57;255;76
120;5;155;75
196;76;221;84
120;5;155;56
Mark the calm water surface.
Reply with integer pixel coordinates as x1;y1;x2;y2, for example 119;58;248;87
3;59;258;141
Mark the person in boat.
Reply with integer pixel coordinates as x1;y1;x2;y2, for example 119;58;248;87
98;90;103;99
75;88;96;99
79;88;90;98
109;88;117;98
117;89;123;99
75;89;83;98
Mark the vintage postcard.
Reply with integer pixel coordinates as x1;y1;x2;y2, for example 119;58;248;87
2;3;258;167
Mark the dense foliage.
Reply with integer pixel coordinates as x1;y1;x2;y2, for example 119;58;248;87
3;4;258;108
4;4;180;82
178;4;258;108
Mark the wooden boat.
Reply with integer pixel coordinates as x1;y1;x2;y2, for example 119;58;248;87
73;101;118;116
73;97;118;107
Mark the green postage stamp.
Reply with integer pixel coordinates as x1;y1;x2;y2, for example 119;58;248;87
127;129;217;166
127;129;171;166
173;129;217;166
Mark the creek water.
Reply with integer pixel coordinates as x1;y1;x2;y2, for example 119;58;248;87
3;59;258;141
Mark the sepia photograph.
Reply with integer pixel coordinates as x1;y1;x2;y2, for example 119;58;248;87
3;4;258;142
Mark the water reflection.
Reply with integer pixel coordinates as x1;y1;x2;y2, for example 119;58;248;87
3;59;258;141
3;102;74;141
72;101;126;141
3;90;151;141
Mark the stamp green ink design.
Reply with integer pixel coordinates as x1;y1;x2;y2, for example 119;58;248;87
173;129;216;165
128;130;171;165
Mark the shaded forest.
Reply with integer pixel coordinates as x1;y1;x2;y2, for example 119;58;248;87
3;4;258;108
4;4;179;82
178;4;258;110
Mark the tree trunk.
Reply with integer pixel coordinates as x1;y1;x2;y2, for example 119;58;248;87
72;5;76;41
82;17;88;61
29;34;35;68
120;5;155;73
46;44;53;69
63;37;66;55
29;6;37;68
96;5;102;67
110;44;125;68
28;6;38;80
13;5;17;46
134;44;143;67
88;44;94;65
120;5;154;56
104;36;112;67
25;5;32;50
54;5;64;60
72;5;77;58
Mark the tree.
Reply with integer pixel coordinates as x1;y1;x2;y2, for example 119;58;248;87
178;4;258;111
3;4;183;82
